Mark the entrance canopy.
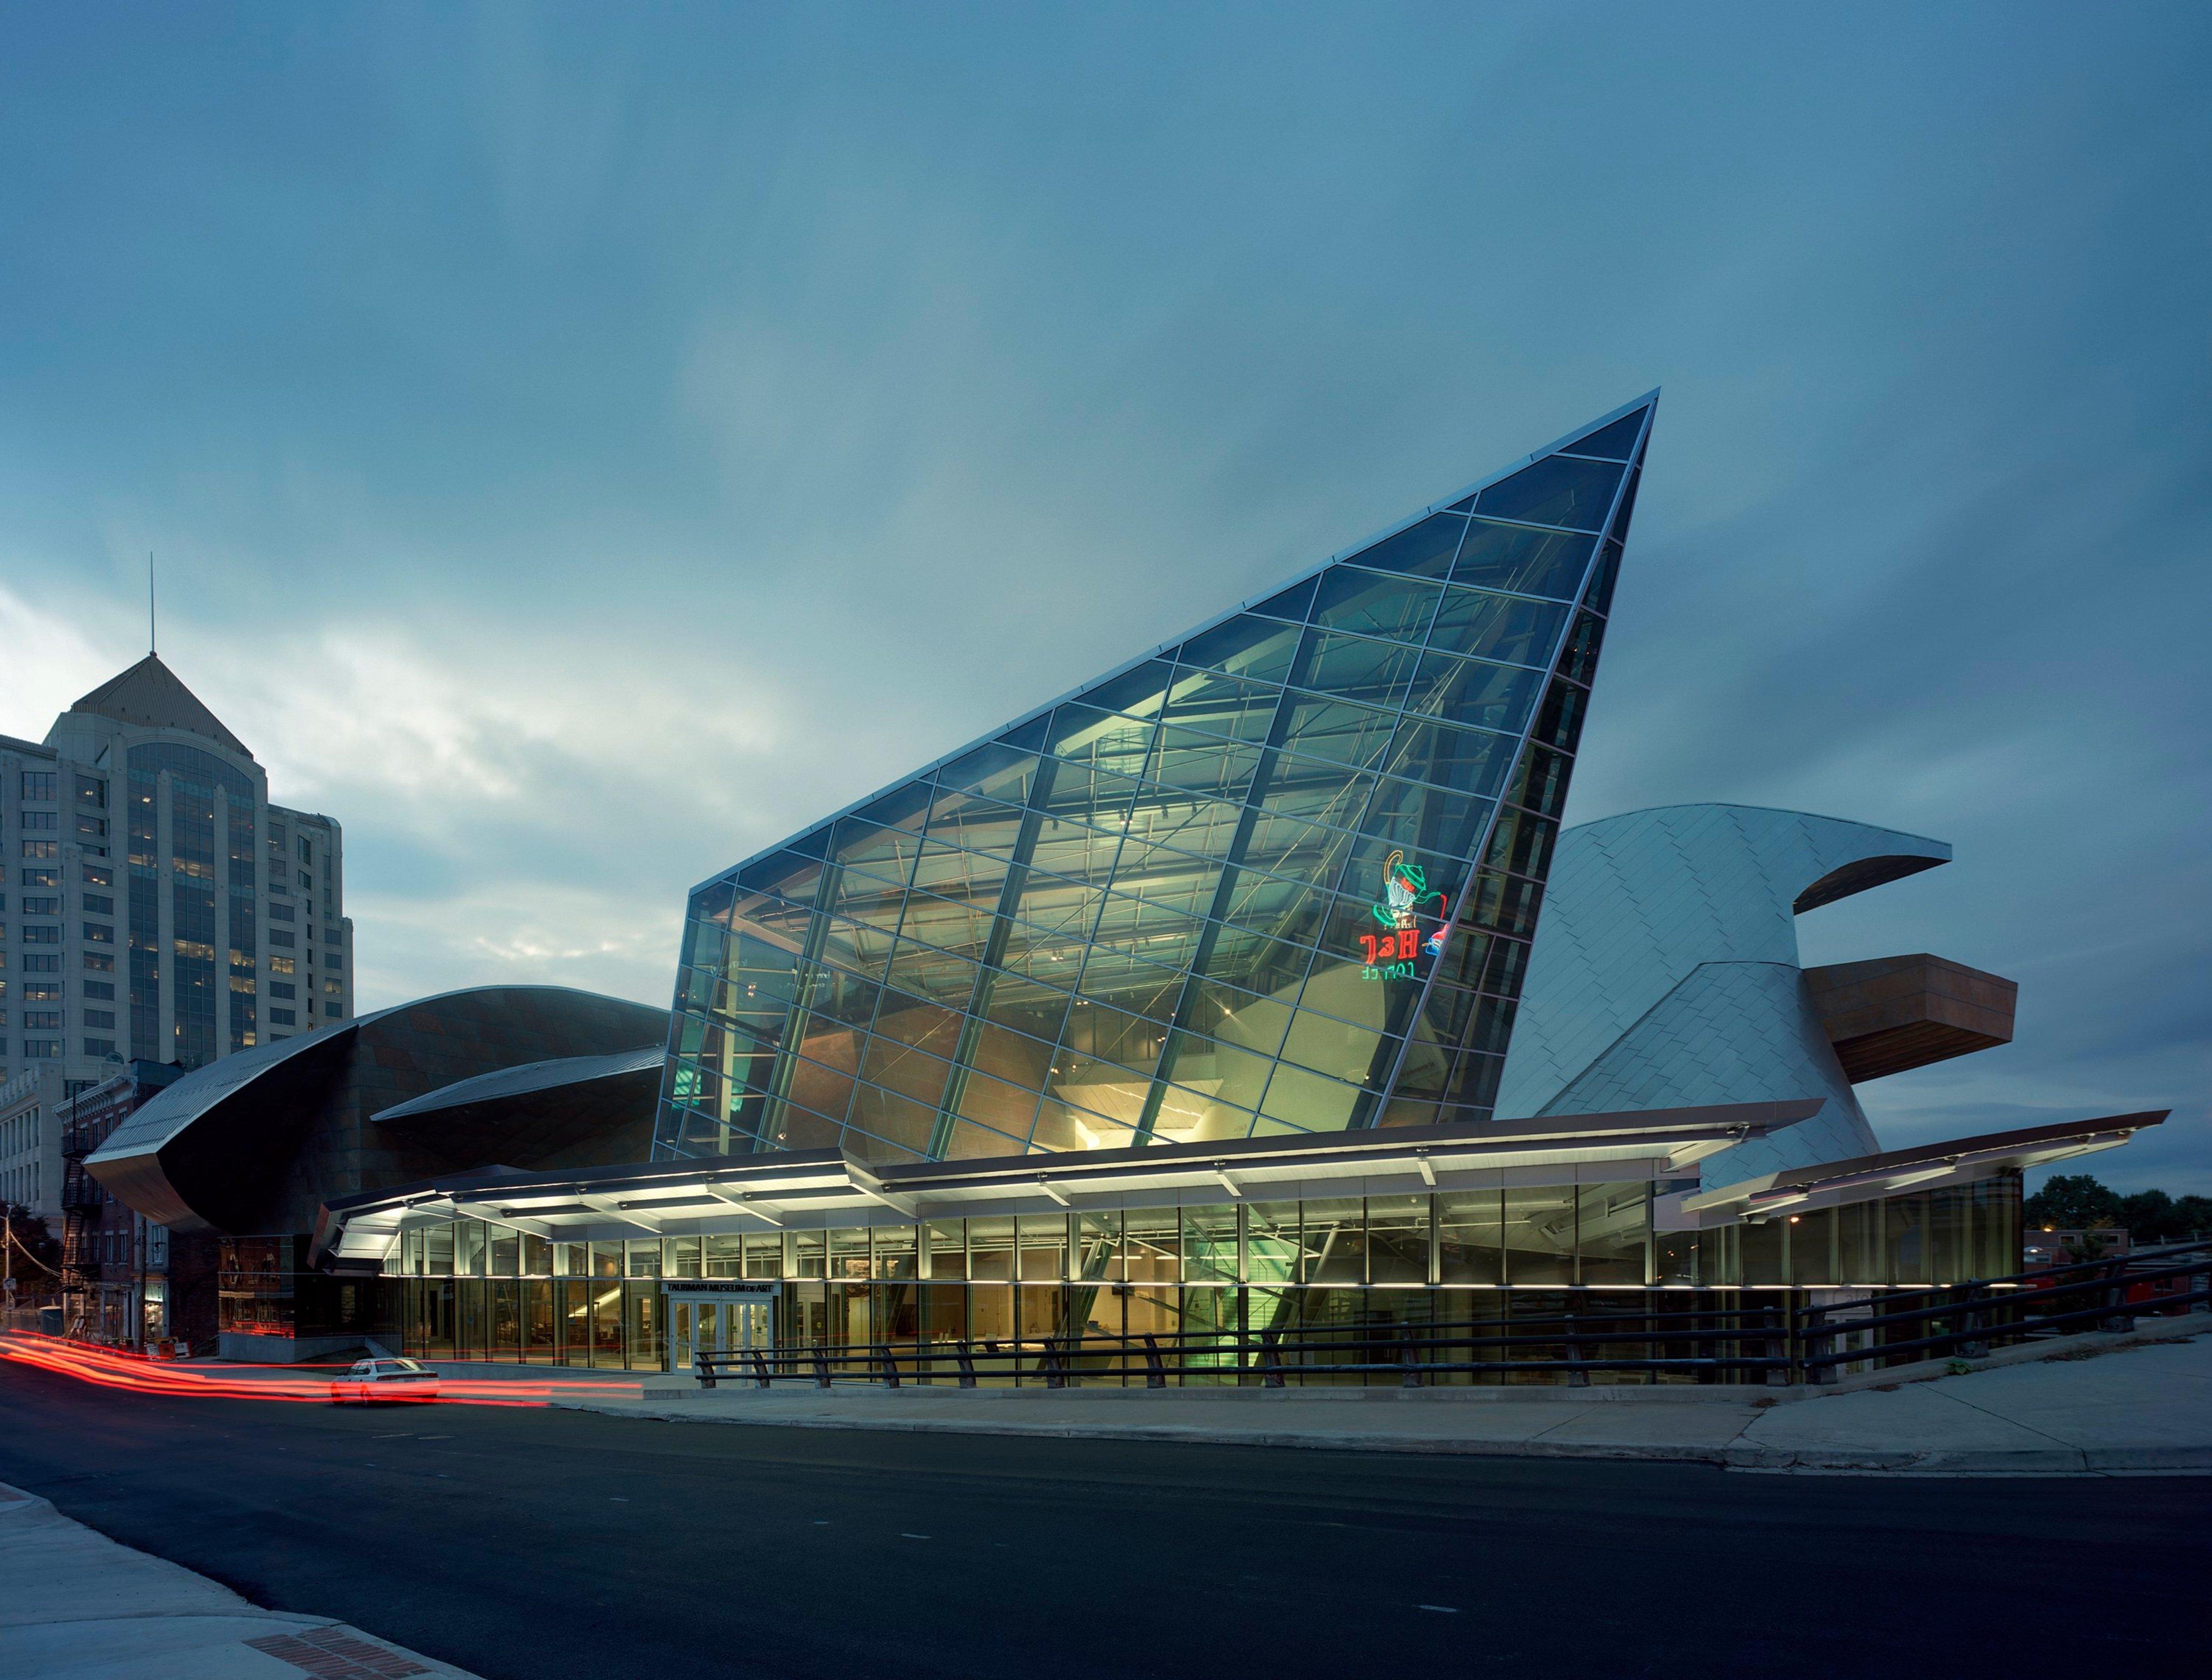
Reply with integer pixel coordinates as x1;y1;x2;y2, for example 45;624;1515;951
1669;1112;2167;1227
313;1100;1816;1273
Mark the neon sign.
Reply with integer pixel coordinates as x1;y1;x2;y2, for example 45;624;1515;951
1358;849;1450;980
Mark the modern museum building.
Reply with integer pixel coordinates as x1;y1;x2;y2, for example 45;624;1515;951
87;394;2166;1373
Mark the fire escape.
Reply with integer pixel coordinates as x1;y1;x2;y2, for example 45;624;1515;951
59;1112;109;1327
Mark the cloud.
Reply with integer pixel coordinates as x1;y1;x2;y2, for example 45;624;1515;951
0;585;123;736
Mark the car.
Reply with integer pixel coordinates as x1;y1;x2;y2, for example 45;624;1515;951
329;1357;440;1405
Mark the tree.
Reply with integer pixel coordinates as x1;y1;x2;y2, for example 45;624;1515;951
2024;1177;2212;1243
2119;1190;2177;1241
2025;1174;2123;1231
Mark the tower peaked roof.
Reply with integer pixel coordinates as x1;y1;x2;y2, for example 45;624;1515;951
69;654;252;759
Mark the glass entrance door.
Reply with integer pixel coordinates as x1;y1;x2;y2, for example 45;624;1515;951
668;1295;771;1373
730;1302;769;1351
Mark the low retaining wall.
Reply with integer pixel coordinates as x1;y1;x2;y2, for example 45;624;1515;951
216;1331;363;1365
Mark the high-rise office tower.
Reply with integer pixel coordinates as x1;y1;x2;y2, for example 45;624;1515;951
0;654;351;1094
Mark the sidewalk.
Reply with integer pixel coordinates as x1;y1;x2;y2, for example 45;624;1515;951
0;1482;479;1680
558;1321;2212;1475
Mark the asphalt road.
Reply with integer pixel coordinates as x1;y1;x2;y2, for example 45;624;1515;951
1;1362;2205;1679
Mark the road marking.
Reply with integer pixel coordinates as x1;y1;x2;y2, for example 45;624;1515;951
900;1533;932;1541
611;1497;630;1502
1417;1605;1460;1614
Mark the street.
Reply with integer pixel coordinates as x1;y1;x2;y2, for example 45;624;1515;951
1;1361;2205;1679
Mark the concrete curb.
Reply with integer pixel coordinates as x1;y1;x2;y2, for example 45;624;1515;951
546;1395;2212;1475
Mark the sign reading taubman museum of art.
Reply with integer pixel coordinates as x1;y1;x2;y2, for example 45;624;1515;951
660;1281;779;1298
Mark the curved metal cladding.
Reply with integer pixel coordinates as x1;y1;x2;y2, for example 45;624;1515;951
657;396;1659;1167
371;1045;665;1166
85;986;668;1234
1493;804;1953;1184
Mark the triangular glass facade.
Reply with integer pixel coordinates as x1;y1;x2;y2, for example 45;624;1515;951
657;397;1657;1165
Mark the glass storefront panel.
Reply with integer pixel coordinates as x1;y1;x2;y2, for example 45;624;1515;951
831;1281;871;1346
1974;1176;2020;1277
490;1279;522;1360
1786;1208;1836;1285
1502;1186;1573;1285
414;1279;454;1358
1929;1189;1970;1281
524;1280;555;1363
792;1231;827;1279
1245;1203;1300;1287
1438;1187;1503;1285
1837;1202;1878;1282
626;1285;663;1370
1739;1219;1784;1286
1181;1205;1238;1284
969;1216;1016;1282
1123;1208;1178;1287
1019;1214;1068;1282
591;1279;624;1366
927;1221;968;1281
829;1227;870;1282
1576;1183;1649;1285
969;1283;1016;1344
745;1234;784;1278
1366;1194;1429;1285
458;1279;487;1359
876;1281;921;1343
1653;1229;1697;1287
1886;1194;1929;1286
1075;1212;1119;1282
922;1282;967;1348
1302;1198;1364;1284
1017;1285;1063;1344
559;1280;592;1365
874;1224;918;1278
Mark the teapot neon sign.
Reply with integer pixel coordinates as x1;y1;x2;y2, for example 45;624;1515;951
1358;849;1450;979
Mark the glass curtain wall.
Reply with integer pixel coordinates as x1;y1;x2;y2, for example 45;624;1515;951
657;405;1655;1166
126;743;258;1068
388;1175;2020;1375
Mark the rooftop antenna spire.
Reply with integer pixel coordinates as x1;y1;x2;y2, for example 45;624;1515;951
149;551;156;656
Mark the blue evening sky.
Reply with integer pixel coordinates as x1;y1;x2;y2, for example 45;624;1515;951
2;4;2204;1189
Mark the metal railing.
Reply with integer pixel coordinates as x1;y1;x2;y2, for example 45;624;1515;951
694;1301;1797;1391
1797;1237;2212;1382
690;1246;2212;1393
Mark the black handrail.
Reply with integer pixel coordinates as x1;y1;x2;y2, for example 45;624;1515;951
1796;1240;2212;1380
690;1306;1797;1390
678;1245;2212;1391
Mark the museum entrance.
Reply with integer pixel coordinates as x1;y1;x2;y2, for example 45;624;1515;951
667;1282;777;1374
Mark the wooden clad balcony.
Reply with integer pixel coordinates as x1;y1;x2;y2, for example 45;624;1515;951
1803;953;2017;1082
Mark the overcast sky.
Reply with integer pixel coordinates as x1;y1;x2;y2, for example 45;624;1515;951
3;3;2204;1191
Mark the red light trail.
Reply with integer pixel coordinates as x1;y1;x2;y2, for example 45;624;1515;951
0;1333;642;1408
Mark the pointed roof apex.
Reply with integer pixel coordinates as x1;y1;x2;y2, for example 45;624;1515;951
69;655;252;759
